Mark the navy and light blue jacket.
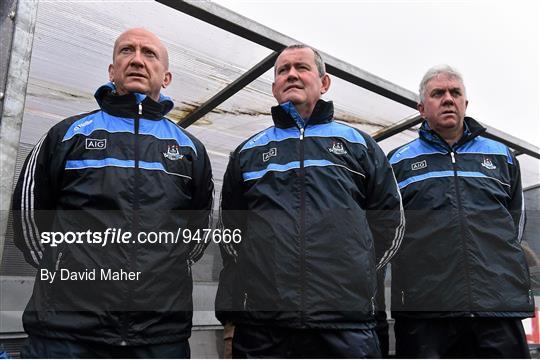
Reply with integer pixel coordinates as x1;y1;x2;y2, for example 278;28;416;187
216;99;405;329
388;117;533;317
12;83;214;345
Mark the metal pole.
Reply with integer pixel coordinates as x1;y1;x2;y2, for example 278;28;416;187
156;0;419;109
180;52;278;128
0;0;39;265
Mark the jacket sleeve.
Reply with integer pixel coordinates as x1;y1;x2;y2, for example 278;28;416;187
215;150;247;324
11;134;57;268
508;151;525;243
186;142;214;263
363;136;405;270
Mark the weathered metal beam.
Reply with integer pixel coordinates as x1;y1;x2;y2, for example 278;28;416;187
482;124;540;160
0;0;39;263
158;0;539;159
156;0;419;109
372;113;540;159
180;51;278;128
372;114;422;142
0;0;17;120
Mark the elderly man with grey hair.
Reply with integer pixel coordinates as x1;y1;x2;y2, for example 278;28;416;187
387;65;533;358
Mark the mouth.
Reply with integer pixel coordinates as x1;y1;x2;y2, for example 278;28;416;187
284;85;303;92
440;110;456;116
127;73;147;79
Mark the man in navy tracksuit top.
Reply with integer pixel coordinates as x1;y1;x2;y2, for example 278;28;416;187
11;28;213;358
215;45;405;358
388;65;533;358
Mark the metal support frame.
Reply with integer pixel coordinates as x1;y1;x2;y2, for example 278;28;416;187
372;114;422;142
180;52;278;128
0;0;17;119
157;0;419;109
0;0;39;263
373;114;540;159
158;0;539;159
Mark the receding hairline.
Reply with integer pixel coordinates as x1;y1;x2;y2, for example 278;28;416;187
112;28;170;69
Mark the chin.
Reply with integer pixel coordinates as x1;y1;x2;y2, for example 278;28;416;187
281;96;305;105
125;87;148;95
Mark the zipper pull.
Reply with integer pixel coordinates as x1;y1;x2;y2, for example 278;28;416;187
187;260;193;276
243;293;248;310
401;290;405;305
450;151;456;164
138;103;142;115
299;127;305;140
371;297;375;316
55;252;63;271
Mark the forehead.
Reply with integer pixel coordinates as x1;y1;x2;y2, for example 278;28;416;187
275;48;316;67
426;73;464;90
115;30;162;51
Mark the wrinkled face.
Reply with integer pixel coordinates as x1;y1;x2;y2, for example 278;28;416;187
108;29;172;101
419;73;468;134
272;48;330;116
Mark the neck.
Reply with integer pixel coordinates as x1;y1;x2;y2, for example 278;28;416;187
296;103;315;120
436;126;463;146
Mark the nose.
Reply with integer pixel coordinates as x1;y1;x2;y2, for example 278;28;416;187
441;91;454;106
286;68;299;81
129;49;144;67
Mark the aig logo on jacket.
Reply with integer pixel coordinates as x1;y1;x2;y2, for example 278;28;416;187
85;138;106;150
262;148;277;162
411;160;427;171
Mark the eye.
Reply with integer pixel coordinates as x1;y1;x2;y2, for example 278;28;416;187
143;48;157;58
450;89;462;97
431;89;444;98
120;46;133;54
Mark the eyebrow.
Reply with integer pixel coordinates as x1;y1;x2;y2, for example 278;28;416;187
117;42;159;52
431;87;462;93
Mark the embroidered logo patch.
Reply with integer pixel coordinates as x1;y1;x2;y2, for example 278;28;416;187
481;158;496;170
163;145;183;161
411;160;427;171
263;148;277;162
328;141;347;155
85;138;106;150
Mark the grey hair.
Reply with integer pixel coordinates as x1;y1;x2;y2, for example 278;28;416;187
419;65;466;103
275;44;326;77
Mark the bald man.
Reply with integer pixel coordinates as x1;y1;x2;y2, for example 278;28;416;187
12;28;214;358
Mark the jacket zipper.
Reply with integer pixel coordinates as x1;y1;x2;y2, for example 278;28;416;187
120;102;142;346
243;292;248;310
299;126;306;327
450;150;473;315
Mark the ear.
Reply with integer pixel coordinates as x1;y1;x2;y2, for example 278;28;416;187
108;64;115;82
271;81;277;99
465;99;469;109
161;71;172;89
417;102;425;117
320;74;331;94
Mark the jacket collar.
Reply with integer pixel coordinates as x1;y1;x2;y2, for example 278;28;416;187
94;82;174;120
271;99;334;129
419;116;486;150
